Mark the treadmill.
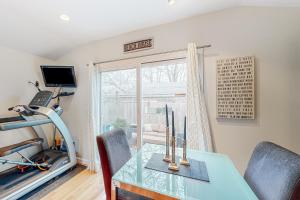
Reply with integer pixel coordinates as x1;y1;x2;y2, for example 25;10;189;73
0;90;76;200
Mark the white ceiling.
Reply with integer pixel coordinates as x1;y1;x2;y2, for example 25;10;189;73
0;0;299;59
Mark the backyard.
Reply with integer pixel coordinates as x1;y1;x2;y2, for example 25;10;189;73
100;60;187;148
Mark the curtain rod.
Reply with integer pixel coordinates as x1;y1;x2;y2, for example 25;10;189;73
89;44;211;66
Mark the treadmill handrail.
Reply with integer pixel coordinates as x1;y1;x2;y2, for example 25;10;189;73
0;116;25;123
0;118;52;131
0;108;63;131
0;138;44;157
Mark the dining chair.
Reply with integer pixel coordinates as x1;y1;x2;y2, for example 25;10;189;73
96;128;151;200
244;141;300;200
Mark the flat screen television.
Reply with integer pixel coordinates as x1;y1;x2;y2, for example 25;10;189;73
41;65;77;87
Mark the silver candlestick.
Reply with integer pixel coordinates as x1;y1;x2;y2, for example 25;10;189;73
163;127;171;162
168;136;179;171
180;116;189;166
180;140;190;166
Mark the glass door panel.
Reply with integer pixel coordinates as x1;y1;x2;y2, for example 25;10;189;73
141;60;187;146
100;69;137;149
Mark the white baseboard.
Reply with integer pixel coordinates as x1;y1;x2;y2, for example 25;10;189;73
76;157;101;168
76;157;90;166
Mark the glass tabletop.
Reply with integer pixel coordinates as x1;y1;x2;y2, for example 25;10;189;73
112;143;258;200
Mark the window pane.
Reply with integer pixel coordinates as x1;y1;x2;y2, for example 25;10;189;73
100;69;137;149
142;60;187;146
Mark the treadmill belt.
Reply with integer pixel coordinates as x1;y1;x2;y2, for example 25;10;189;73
0;150;69;191
0;168;41;190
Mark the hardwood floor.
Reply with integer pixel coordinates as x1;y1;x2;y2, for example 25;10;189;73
41;170;106;200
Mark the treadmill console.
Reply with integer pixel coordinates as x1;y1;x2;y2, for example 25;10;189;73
29;91;53;108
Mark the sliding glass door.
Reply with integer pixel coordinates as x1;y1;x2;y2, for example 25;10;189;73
141;59;187;146
98;53;187;150
100;68;137;149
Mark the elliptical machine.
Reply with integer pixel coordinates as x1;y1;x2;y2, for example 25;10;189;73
0;82;76;200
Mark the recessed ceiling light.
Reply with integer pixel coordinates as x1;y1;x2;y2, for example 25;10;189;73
60;14;70;22
168;0;176;5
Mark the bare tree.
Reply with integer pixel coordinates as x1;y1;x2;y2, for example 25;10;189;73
102;62;186;96
102;70;136;95
164;64;186;82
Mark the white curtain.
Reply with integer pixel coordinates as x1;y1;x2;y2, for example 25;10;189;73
88;62;101;172
187;43;214;152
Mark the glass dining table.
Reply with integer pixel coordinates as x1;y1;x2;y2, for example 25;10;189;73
112;143;258;200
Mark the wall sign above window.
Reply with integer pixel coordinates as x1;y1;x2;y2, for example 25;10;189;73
124;38;153;53
216;56;255;120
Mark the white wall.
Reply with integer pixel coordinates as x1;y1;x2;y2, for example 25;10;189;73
57;6;300;173
0;46;54;171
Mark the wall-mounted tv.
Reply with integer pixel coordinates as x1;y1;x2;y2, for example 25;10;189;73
41;65;77;87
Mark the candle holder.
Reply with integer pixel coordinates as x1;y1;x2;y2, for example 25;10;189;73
163;127;171;162
180;140;190;166
163;105;171;162
168;136;179;171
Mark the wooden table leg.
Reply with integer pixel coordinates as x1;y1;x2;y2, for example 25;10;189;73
117;181;179;200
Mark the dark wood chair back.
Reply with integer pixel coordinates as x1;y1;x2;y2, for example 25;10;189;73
96;129;131;200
